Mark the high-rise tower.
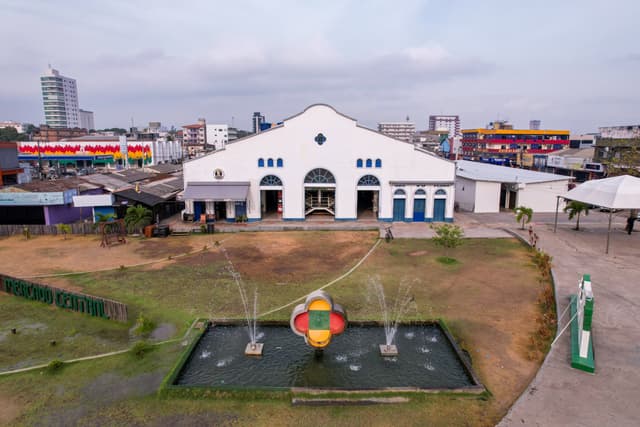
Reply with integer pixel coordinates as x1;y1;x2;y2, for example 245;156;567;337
40;65;80;128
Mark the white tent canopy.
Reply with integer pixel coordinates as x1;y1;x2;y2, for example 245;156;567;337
554;175;640;253
561;175;640;209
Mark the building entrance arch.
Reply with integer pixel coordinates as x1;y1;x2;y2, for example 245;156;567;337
260;175;283;219
356;175;380;219
304;168;336;217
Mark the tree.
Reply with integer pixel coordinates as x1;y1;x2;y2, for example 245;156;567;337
124;205;152;234
0;127;27;141
56;223;71;239
514;206;533;230
431;223;464;263
564;201;590;231
602;145;640;177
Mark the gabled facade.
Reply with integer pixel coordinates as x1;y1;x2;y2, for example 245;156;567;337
182;104;455;222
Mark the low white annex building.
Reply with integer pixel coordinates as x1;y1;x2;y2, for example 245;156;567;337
182;104;456;222
454;160;571;213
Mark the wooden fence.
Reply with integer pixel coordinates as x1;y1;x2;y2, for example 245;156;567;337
0;223;98;236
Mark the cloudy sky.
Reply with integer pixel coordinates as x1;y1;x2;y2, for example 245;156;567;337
2;0;639;133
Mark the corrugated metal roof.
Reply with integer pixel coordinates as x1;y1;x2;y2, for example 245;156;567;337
456;160;571;184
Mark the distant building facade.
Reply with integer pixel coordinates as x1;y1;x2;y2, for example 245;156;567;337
252;112;265;134
428;115;460;138
205;124;228;151
40;65;80;128
0;121;26;134
594;125;640;171
462;124;570;165
32;125;87;142
182;119;207;158
0;142;24;186
378;122;415;142
79;109;94;131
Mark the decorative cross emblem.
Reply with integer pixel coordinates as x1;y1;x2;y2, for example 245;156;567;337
290;290;347;348
314;133;326;146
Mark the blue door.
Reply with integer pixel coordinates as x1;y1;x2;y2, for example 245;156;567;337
193;201;205;222
393;198;405;221
234;202;246;218
433;199;446;222
413;199;425;222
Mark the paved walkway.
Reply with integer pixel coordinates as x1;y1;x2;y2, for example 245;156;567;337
471;212;640;427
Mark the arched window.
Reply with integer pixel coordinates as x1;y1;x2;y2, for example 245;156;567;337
375;159;382;168
304;168;336;184
267;158;274;167
356;159;363;168
394;189;406;196
358;175;380;186
260;175;282;186
365;159;372;168
435;189;447;196
415;189;426;196
258;158;264;167
276;158;283;167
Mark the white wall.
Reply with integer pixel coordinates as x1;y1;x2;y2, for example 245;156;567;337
454;177;476;211
517;180;569;212
454;178;501;212
475;181;501;212
184;105;456;221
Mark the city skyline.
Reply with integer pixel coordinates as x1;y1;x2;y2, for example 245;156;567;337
1;0;639;133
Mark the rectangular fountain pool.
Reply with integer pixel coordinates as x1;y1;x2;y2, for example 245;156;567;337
172;322;483;392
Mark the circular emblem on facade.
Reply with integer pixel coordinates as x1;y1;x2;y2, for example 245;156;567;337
214;168;224;179
314;133;326;146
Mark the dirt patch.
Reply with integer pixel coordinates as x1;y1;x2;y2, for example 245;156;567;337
0;235;200;278
0;394;22;425
408;250;428;256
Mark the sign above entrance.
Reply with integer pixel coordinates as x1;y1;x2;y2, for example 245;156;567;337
314;133;327;146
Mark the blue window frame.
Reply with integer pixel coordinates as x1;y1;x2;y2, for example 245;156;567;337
435;189;446;196
375;158;382;168
267;158;274;167
277;158;283;167
366;159;372;168
258;158;264;167
356;159;363;168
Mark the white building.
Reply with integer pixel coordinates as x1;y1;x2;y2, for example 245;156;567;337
40;65;80;128
205;124;228;151
0;121;25;133
377;122;415;142
429;115;460;138
455;160;571;213
79;109;94;131
182;104;455;222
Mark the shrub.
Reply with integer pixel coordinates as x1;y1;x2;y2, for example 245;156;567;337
130;341;154;359
133;313;156;336
46;359;64;374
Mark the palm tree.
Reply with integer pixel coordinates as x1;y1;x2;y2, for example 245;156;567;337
514;206;533;230
564;201;590;231
124;205;153;235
